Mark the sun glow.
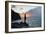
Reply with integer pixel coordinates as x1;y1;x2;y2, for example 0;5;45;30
19;12;32;17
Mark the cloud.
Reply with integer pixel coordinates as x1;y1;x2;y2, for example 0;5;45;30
12;5;38;13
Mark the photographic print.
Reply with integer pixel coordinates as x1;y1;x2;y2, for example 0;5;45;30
5;1;45;33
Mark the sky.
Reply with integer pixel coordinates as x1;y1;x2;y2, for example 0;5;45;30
12;5;40;13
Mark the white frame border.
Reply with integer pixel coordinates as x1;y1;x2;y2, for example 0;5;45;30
8;2;44;32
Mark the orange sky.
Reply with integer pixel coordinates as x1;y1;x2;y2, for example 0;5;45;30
19;12;32;17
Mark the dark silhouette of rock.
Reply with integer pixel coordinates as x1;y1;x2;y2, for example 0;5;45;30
11;9;29;28
11;22;29;28
11;9;21;21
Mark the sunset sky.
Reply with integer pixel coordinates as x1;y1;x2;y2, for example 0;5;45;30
12;5;39;17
